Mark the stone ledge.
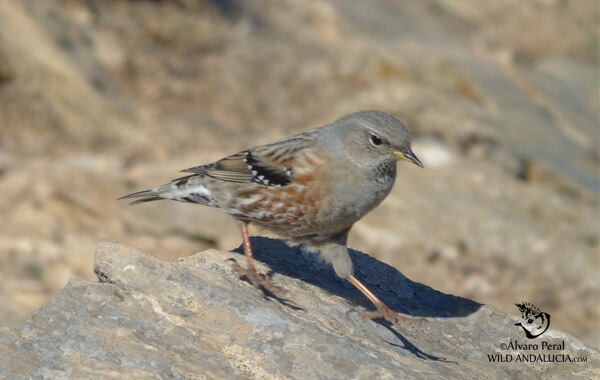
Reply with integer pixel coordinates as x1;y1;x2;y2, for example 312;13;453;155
0;238;597;379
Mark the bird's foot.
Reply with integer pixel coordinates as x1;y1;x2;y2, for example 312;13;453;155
360;305;427;326
229;259;288;296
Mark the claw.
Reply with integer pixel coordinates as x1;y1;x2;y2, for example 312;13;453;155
229;258;287;295
348;274;426;326
362;307;426;326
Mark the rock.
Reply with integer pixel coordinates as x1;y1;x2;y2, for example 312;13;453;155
0;239;597;379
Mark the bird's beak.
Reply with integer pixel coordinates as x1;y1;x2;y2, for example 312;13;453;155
395;148;423;168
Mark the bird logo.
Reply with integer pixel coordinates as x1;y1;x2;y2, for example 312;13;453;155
514;302;551;339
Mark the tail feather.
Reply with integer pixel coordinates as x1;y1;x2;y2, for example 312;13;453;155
128;196;164;205
118;175;215;206
118;189;165;205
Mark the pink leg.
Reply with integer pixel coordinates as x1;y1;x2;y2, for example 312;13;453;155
230;223;286;294
348;274;424;325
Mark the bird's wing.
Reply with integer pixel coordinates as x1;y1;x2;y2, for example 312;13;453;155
182;134;319;186
182;151;255;183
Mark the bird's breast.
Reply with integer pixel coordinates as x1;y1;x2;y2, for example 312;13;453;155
225;156;396;238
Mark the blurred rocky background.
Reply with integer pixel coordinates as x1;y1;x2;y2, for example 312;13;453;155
0;0;598;346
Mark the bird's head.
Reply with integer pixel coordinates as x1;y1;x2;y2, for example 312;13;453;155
330;110;423;169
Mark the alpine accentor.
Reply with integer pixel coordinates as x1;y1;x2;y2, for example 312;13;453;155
120;110;423;324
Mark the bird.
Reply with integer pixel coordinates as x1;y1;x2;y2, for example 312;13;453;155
119;110;424;325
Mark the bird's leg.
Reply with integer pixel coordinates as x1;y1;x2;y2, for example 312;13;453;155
347;274;424;325
230;223;286;295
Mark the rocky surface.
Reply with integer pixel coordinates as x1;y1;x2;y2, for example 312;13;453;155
0;0;598;348
0;239;597;379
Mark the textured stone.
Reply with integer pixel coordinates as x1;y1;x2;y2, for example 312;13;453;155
0;239;597;379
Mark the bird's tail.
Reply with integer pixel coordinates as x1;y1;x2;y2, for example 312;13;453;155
117;188;164;205
118;175;215;206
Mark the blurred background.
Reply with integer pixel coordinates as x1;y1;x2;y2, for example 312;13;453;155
0;0;598;346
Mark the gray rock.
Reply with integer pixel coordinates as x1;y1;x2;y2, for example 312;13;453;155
0;239;597;379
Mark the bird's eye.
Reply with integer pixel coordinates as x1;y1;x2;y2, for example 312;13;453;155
370;134;383;146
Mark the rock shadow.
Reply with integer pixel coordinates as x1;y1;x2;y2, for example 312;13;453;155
232;236;482;319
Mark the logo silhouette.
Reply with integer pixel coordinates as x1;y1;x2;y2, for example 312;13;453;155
514;302;551;339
